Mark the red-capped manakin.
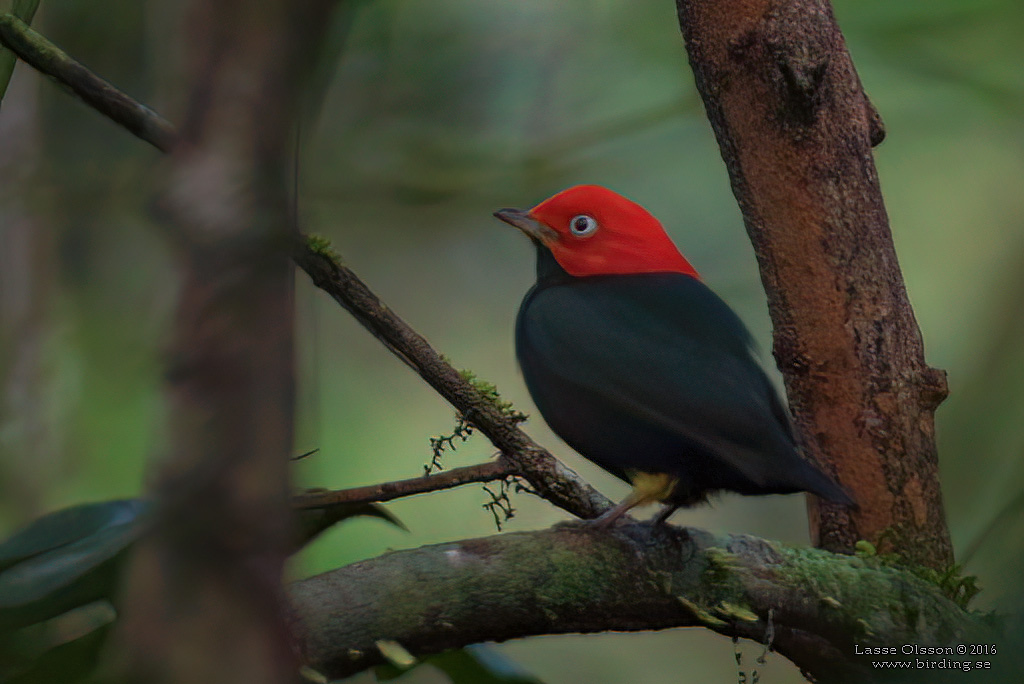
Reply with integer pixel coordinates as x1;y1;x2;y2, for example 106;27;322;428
495;185;853;525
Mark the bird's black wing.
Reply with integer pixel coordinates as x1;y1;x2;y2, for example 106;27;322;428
517;273;846;500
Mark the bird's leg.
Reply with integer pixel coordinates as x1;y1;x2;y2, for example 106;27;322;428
589;492;642;528
589;472;677;529
652;503;680;527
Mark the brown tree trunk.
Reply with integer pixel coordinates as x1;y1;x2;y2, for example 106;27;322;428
675;0;953;568
113;3;338;683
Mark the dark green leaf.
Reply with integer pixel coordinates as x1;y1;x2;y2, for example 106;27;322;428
0;504;147;631
0;499;147;573
4;619;111;684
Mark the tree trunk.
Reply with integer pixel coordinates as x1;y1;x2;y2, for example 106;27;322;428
112;4;337;683
675;0;953;569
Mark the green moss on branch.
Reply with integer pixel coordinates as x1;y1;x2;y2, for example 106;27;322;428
289;524;1004;683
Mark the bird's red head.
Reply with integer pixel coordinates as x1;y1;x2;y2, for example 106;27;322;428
495;185;699;278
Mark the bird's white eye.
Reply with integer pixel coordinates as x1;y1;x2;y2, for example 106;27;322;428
569;214;599;237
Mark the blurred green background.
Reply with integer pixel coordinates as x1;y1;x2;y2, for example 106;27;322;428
1;0;1022;682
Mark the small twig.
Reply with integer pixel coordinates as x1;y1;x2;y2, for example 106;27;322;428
758;608;776;662
293;459;516;509
734;607;776;684
0;19;613;521
426;412;474;474
291;448;320;462
482;479;515;531
751;608;775;684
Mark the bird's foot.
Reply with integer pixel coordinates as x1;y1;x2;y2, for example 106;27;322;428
587;500;636;529
651;504;680;527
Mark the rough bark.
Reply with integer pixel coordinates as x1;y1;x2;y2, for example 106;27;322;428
288;523;996;683
110;3;338;683
674;0;952;567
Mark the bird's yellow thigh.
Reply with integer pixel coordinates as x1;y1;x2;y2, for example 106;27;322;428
625;471;678;506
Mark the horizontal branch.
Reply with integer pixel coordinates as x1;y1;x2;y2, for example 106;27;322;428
293;459;515;509
288;523;999;683
0;18;613;521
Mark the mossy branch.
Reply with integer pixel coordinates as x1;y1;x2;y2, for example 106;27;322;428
289;523;1006;683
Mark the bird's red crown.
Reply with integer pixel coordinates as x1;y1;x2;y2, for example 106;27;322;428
527;185;699;279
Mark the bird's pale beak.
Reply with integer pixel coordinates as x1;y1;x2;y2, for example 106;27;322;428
493;208;558;245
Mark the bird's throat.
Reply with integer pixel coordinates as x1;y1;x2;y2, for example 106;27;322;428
534;242;575;286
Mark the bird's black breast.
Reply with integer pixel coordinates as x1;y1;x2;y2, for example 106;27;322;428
515;251;850;504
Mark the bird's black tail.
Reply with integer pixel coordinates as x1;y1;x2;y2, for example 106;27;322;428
800;460;857;508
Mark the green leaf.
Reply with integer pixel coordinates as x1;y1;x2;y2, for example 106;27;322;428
4;620;111;684
0;499;147;572
854;540;877;557
375;639;417;669
0;501;147;631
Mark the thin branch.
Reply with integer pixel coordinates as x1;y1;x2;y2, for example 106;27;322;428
293;459;516;509
288;523;1002;683
292;246;612;519
0;21;613;521
0;14;177;152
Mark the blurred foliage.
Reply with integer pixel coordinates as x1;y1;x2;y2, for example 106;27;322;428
0;499;143;632
0;498;400;683
0;500;140;683
0;1;1022;683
